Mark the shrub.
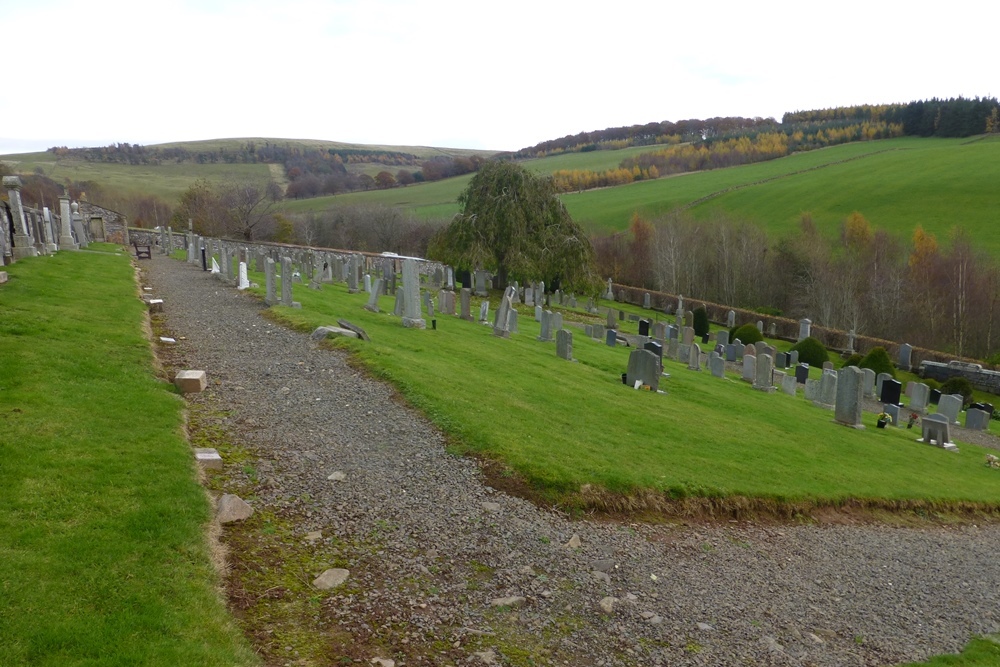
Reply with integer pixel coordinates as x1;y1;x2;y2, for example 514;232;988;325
693;306;710;337
730;323;763;346
923;377;941;391
843;353;863;367
791;336;829;368
940;377;974;406
858;347;895;378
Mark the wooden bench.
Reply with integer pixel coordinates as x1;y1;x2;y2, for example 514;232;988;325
133;242;152;260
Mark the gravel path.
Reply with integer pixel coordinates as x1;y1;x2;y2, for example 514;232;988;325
145;254;1000;667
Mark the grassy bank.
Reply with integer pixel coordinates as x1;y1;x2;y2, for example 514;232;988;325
247;269;1000;515
0;251;256;666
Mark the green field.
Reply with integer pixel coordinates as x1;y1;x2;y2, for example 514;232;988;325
0;248;257;666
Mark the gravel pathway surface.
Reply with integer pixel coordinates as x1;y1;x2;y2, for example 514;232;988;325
145;254;1000;667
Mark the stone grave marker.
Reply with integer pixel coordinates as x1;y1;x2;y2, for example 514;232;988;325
794;363;810;384
788;350;799;366
280;256;294;306
556;329;573;360
507;309;518;333
638;319;650;337
364;279;383;312
937;394;963;425
537;311;554;342
804;378;819;401
929;388;941;405
709;351;725;378
644;341;663;360
688;343;701;371
626;349;660;390
876;373;892;400
726;310;735;328
682;327;694;344
479;301;490;323
605;329;617;347
264;258;277;305
920;413;957;451
880;378;902;406
860;368;876;398
775;352;788;369
817;370;838;407
716;330;729;347
781;373;797;396
742;355;756;382
667;338;679;359
401;259;425;329
899;343;913;371
643;292;651;309
834;366;865;428
965;408;989;431
493;286;516;338
460;288;473;321
725;344;737;362
910;383;931;413
798;318;811;341
754;354;775;392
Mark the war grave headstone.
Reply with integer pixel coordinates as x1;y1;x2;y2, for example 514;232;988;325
753;354;775;392
401;259;426;329
966;408;990;431
880;378;902;406
626;349;660;391
834;366;865;428
742;355;756;382
920;413;957;451
937;394;963;425
556;329;573;360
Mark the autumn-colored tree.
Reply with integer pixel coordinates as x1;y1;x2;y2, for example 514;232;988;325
374;171;396;189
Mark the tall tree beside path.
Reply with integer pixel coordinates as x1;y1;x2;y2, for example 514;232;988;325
429;161;598;292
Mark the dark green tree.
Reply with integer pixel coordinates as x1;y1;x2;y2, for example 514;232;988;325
428;161;598;291
693;306;710;336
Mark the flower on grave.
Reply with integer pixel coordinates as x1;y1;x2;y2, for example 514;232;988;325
877;411;892;423
986;454;1000;469
908;412;920;425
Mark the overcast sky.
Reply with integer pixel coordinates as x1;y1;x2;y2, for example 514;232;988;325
2;0;996;155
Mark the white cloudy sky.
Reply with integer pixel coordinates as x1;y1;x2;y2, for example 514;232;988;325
2;0;996;155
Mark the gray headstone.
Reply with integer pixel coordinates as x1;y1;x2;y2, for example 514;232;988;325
479;301;490;323
626;349;660;391
804;378;819;401
507;308;518;334
725;344;737;362
460;288;473;321
715;330;729;347
556;329;573;360
643;292;651;309
726;310;735;328
781;372;797;396
937;394;963;425
688;343;701;371
493;286;516;338
834;366;865;428
753;353;774;392
280;256;293;306
667;338;679;359
682;327;694;345
899;343;913;371
364;279;383;312
401;258;425;328
742;355;756;382
605;329;617;347
818;370;838;407
537;310;554;342
264;258;277;305
798;318;812;342
910;383;930;413
788;350;799;367
965;408;989;431
861;368;876;398
709;352;724;378
921;413;955;449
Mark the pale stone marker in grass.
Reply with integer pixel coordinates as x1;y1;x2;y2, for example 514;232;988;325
861;368;876;397
919;414;958;451
493;286;516;338
709;351;725;378
688;343;701;371
817;369;838;407
194;448;223;470
899;343;913;371
364;279;384;313
965;408;990;431
910;382;930;413
798;318;811;342
460;288;473;321
238;262;250;290
265;258;277;305
281;256;294;306
742;355;756;382
174;370;207;393
781;372;797;396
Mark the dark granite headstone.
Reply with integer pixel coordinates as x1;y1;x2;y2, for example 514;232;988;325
880;379;902;406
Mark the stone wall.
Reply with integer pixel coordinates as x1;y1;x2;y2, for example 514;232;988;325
79;202;128;244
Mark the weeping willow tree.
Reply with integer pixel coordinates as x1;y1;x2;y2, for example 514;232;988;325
428;160;599;292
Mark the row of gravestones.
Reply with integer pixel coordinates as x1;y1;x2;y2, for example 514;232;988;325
2;176;88;261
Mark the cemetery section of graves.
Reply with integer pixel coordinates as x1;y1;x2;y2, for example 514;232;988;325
0;249;257;666
250;264;1000;515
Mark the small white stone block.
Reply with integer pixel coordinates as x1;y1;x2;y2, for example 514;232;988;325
194;448;223;470
0;271;8;284
174;370;207;393
148;298;164;312
159;337;176;344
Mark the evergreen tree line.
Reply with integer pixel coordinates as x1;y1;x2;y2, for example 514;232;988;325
783;97;1000;138
594;212;1000;361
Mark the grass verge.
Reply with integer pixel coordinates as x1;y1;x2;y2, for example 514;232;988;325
0;251;256;666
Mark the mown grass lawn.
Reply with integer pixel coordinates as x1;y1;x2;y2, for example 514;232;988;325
249;268;1000;512
0;250;256;666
